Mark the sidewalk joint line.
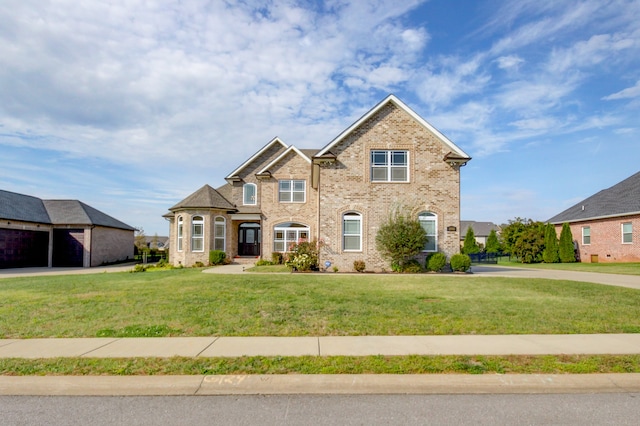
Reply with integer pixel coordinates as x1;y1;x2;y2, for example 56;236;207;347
195;337;220;358
80;338;122;357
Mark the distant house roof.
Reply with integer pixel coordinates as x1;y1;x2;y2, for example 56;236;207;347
460;220;500;238
169;184;236;211
0;189;135;231
548;171;640;224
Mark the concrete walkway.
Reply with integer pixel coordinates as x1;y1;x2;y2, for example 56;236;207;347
2;334;640;358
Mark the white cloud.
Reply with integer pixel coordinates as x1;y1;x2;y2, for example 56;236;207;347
603;80;640;100
496;55;524;70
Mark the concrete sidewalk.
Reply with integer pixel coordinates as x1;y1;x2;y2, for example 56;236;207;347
2;334;640;358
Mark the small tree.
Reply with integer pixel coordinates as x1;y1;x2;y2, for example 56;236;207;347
375;209;427;271
134;227;148;255
500;217;530;257
542;223;560;263
485;229;501;254
462;227;480;254
559;223;576;263
512;222;545;263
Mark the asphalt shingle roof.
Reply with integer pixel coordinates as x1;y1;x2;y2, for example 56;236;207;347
0;190;135;230
460;221;500;237
169;184;236;211
548;170;640;223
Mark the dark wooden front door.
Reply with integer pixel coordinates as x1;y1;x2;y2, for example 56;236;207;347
238;223;260;256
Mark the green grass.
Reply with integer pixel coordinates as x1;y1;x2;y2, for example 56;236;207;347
1;268;639;338
497;260;640;275
2;355;640;375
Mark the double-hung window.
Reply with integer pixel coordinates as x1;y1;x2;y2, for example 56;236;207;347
582;226;591;245
418;212;437;252
343;212;362;251
177;216;183;252
279;180;305;202
214;217;226;251
191;216;204;252
622;223;633;244
273;223;309;252
243;183;257;205
370;150;408;182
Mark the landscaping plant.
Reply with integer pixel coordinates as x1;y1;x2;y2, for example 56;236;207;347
375;207;427;271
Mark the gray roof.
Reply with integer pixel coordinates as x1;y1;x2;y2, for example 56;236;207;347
0;189;135;231
169;184;236;211
0;190;51;223
548;171;640;224
460;220;500;237
43;200;135;230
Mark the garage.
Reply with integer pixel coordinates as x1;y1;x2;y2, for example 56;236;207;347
52;229;85;267
0;228;49;269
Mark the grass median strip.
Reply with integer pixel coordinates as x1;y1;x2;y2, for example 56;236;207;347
1;269;639;337
1;355;640;375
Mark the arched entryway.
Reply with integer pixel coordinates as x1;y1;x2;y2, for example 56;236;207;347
238;223;261;256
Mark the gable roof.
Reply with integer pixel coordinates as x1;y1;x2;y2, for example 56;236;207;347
225;137;288;180
0;190;51;223
548;170;640;224
460;220;500;238
0;189;134;230
315;94;471;160
257;146;313;175
169;184;236;211
43;200;135;230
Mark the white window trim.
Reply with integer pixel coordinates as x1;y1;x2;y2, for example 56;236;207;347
418;212;437;252
191;216;205;252
582;226;591;245
370;150;409;183
177;216;183;252
278;180;306;203
343;212;362;252
273;223;310;252
622;222;633;244
214;216;226;251
243;183;257;206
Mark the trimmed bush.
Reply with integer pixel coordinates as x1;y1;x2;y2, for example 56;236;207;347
426;252;447;272
402;259;423;273
353;260;366;273
559;223;576;263
255;259;273;266
209;250;226;265
450;254;471;272
272;252;284;265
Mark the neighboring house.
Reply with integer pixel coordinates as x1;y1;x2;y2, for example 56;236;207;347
165;95;471;271
460;221;500;248
0;190;135;268
143;236;169;251
547;171;640;263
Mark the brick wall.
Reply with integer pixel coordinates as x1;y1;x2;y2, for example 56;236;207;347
317;103;462;272
90;226;134;267
557;214;640;262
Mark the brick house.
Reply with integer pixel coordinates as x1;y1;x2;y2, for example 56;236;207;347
0;190;135;268
165;95;471;271
548;171;640;263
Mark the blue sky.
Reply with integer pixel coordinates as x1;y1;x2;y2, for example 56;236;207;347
1;0;639;236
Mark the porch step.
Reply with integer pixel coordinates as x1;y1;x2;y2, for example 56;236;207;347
232;256;259;265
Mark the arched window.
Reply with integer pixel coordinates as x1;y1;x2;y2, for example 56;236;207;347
243;183;257;205
343;212;362;251
418;212;437;252
214;216;226;251
191;216;204;252
273;222;309;252
177;216;183;252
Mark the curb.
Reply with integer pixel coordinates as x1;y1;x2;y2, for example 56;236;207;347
2;374;640;396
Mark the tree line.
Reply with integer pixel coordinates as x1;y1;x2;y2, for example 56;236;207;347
462;218;576;263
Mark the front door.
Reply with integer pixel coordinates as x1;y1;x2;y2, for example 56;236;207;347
238;223;261;256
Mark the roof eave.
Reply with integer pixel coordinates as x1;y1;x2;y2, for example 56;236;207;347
549;210;640;225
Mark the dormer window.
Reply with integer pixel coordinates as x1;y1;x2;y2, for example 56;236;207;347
243;183;257;205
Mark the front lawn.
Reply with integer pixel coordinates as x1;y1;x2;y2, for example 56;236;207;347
497;259;640;275
1;269;639;338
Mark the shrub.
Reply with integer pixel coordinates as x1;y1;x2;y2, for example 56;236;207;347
485;229;501;254
426;252;447;272
272;252;284;265
402;259;423;273
130;264;147;273
462;227;480;254
255;259;274;266
353;260;366;272
559;223;576;263
332;266;339;273
285;239;322;271
542;223;560;263
512;223;545;263
209;250;226;265
193;261;205;268
375;208;427;271
450;254;471;272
